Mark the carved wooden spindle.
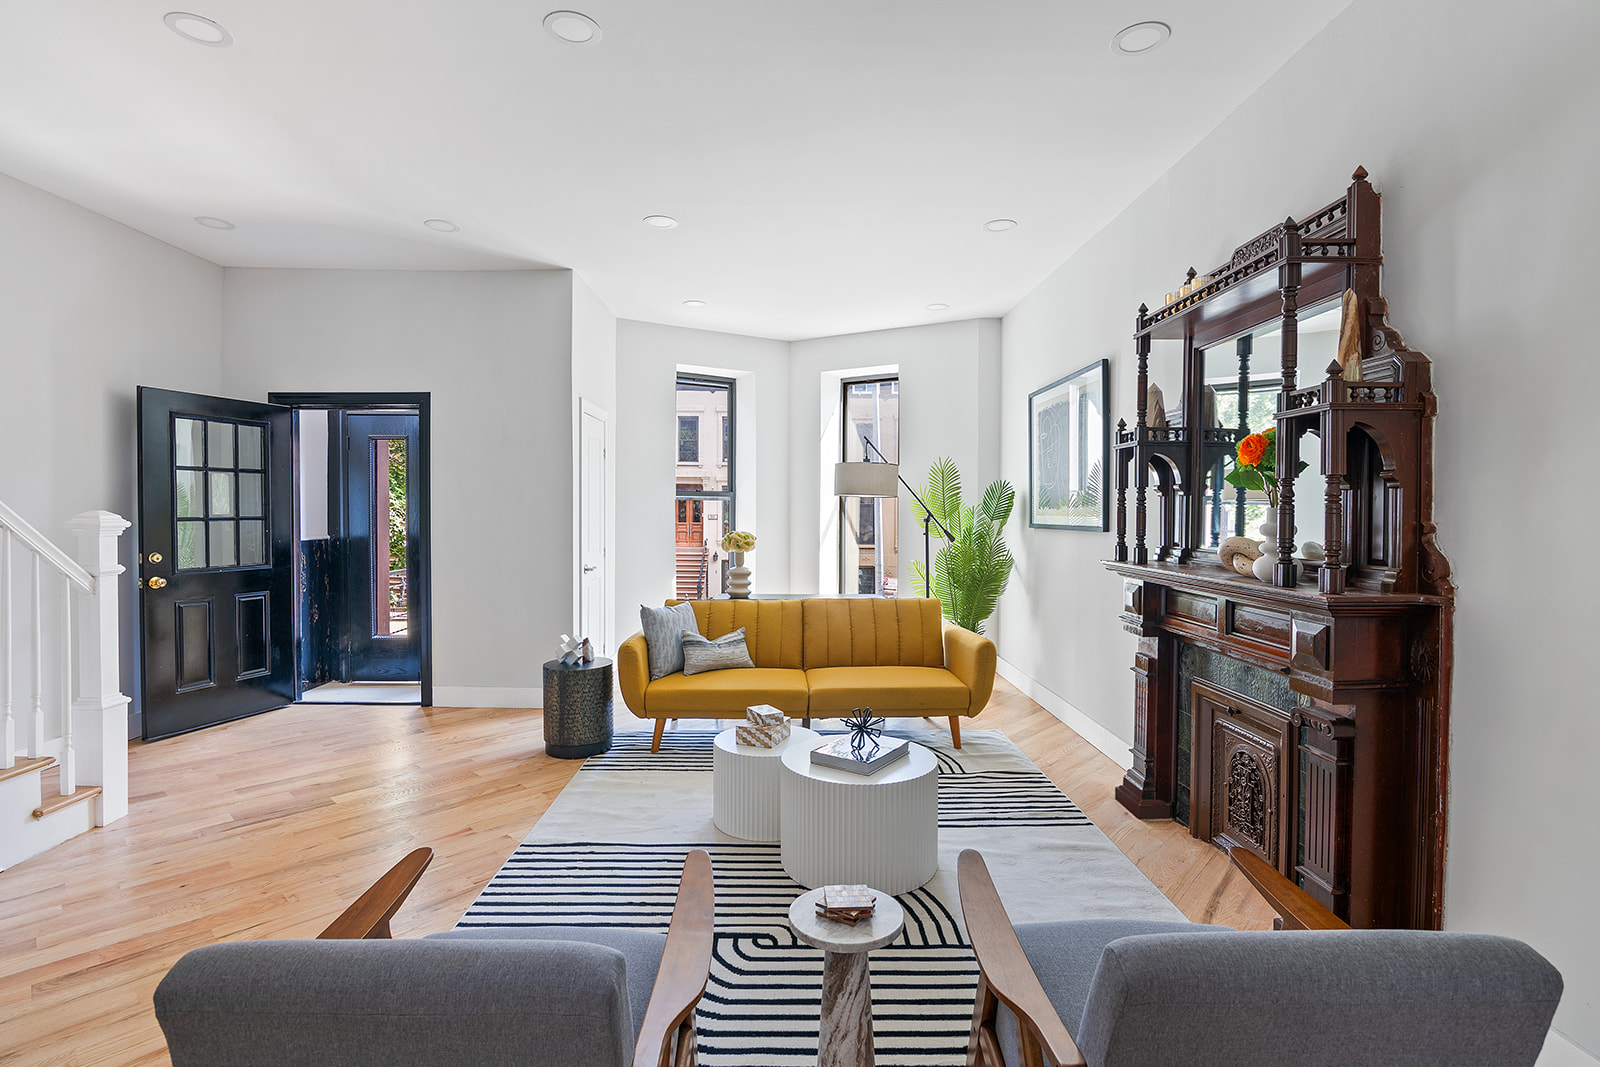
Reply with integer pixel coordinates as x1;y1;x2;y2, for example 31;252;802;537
1319;361;1348;594
1275;218;1301;585
1234;334;1252;536
1115;421;1129;561
1133;310;1151;565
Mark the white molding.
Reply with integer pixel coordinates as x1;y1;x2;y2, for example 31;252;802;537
431;686;541;709
1539;1029;1599;1067
996;656;1131;770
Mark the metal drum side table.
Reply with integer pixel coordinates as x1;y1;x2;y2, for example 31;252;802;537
542;657;613;759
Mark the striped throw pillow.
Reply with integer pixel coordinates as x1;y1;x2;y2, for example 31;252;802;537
681;627;755;675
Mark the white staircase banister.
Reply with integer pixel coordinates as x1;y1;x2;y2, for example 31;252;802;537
0;500;94;594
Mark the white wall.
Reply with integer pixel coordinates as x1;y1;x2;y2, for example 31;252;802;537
0;171;222;736
788;320;1003;611
614;321;790;636
995;0;1599;1057
571;276;618;653
221;268;576;708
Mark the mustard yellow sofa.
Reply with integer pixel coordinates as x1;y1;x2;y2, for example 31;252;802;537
618;598;997;751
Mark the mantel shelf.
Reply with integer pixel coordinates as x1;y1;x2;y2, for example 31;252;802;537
1103;560;1451;612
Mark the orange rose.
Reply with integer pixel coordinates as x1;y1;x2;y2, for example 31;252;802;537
1238;433;1268;467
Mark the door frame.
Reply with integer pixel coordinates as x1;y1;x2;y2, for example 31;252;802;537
269;391;433;706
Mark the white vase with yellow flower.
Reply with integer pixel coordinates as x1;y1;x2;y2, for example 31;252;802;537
722;530;756;598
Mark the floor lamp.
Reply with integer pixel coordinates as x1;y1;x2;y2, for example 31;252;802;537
833;437;956;598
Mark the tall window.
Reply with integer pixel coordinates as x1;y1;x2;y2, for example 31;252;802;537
674;375;735;599
678;416;699;462
840;376;899;596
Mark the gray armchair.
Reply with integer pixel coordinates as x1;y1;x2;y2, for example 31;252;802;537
959;847;1562;1067
155;847;714;1067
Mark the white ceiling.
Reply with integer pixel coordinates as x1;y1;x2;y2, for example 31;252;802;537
0;1;1352;341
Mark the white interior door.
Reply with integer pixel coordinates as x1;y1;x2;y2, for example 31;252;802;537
579;403;608;653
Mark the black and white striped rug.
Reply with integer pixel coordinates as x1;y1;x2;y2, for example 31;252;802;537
456;728;1181;1065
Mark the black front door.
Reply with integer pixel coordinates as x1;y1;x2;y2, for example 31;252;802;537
136;388;294;740
343;413;421;682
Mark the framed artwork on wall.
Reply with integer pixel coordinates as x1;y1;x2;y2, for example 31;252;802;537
1028;359;1109;531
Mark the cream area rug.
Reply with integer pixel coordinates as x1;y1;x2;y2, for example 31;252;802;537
455;728;1182;1066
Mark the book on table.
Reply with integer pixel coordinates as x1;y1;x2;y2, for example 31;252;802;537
809;734;910;775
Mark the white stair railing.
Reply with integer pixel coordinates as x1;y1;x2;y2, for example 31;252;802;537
0;500;129;825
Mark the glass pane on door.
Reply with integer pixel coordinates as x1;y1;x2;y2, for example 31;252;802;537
173;416;269;570
372;439;408;636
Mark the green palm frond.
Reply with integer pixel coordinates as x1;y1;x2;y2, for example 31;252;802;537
907;458;1016;633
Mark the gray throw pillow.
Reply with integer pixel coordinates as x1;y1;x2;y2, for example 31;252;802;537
640;602;701;680
681;628;755;675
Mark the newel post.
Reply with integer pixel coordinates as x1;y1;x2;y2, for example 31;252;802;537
66;511;130;825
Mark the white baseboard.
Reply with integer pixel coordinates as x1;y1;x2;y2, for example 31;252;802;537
431;686;541;709
996;657;1132;770
1540;1030;1599;1067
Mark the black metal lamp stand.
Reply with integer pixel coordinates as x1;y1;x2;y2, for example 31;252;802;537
859;436;956;598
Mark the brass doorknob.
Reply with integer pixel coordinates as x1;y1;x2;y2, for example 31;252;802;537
147;551;163;564
148;576;168;589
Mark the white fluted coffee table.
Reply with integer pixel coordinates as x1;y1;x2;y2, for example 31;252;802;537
788;887;905;1067
713;726;821;841
779;739;938;894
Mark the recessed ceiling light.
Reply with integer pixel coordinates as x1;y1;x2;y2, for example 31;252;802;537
1111;21;1171;56
193;216;234;230
164;12;232;47
983;219;1018;232
925;303;950;311
682;300;706;308
423;219;459;233
544;10;601;44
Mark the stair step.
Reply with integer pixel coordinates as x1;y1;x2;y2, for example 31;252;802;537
33;784;100;819
0;755;56;785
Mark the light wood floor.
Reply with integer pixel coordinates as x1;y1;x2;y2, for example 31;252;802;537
0;677;1273;1065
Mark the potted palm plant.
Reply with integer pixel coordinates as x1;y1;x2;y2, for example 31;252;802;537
907;458;1016;634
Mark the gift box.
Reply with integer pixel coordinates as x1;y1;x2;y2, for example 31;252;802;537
736;722;790;748
746;704;787;728
737;705;791;748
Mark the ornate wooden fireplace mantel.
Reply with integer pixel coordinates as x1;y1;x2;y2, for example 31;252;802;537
1103;169;1453;931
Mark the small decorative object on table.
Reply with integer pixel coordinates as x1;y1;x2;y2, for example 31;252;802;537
810;710;910;775
556;633;581;666
737;704;791;748
722;530;756;598
815;884;877;926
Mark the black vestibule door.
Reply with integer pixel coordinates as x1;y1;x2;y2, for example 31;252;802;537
343;413;421;681
136;387;295;740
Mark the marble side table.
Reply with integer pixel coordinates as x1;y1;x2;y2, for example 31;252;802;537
713;725;821;841
788;888;905;1067
541;657;613;759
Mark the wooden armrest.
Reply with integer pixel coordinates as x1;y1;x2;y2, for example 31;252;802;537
1227;846;1349;931
958;850;1086;1067
317;847;434;939
632;849;715;1067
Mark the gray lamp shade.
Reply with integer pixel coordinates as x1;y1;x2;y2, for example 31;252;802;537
834;461;899;498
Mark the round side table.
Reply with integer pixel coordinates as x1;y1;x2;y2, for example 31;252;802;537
788;888;905;1067
780;740;939;894
713;726;821;841
542;657;613;759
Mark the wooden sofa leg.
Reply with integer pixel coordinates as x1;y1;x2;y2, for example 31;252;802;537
949;716;962;749
652;719;666;753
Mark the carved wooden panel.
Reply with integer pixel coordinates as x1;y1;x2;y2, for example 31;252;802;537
1227;603;1292;651
1189;680;1292;874
1214;721;1278;867
1291;617;1330;671
1168;591;1217;627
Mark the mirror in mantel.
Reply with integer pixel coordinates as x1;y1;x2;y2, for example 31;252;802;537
1196;297;1340;554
